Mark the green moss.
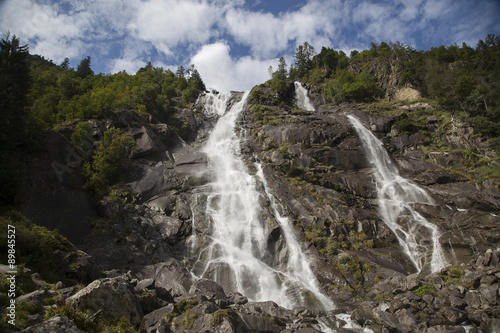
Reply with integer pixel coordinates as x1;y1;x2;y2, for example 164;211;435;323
211;309;237;326
164;298;200;323
173;310;200;329
443;266;466;284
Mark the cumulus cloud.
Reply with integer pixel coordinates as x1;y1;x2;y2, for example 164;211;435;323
1;0;498;89
191;42;277;91
128;0;222;55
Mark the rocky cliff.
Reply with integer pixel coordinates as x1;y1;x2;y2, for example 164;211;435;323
9;83;500;332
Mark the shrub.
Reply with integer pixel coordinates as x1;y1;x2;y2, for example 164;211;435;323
0;210;74;284
84;128;134;197
413;282;437;297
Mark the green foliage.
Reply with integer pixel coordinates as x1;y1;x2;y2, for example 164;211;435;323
44;305;136;333
211;309;237;326
0;34;33;203
392;117;422;133
164;298;200;323
71;122;94;159
292;42;315;80
267;57;292;103
0;210;75;284
76;56;94;78
83;128;135;198
335;255;372;292
413;282;437;297
321;69;382;103
304;219;374;258
375;292;393;301
286;163;304;177
27;57;206;128
173;310;200;329
444;266;465;284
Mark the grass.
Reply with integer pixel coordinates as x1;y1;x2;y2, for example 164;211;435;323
212;309;237;326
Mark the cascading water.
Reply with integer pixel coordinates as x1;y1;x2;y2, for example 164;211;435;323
191;91;334;311
348;115;447;273
294;81;315;111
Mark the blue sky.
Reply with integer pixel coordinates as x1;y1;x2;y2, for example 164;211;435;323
1;0;499;91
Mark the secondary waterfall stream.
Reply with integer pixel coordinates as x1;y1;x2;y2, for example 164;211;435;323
294;81;315;111
191;91;334;310
348;115;447;273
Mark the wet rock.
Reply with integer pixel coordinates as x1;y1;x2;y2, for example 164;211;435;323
152;215;191;245
237;312;284;332
227;292;248;305
189;278;228;306
241;301;290;319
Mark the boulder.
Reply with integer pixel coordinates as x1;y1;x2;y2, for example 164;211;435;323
19;314;81;333
138;304;174;333
423;326;465;333
66;275;143;325
189;278;228;306
16;290;50;310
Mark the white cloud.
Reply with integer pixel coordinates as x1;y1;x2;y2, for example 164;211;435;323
191;42;277;91
397;0;424;21
224;0;342;59
1;0;499;88
128;0;221;55
0;0;91;62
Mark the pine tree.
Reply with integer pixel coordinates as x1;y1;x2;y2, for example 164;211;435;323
76;56;93;78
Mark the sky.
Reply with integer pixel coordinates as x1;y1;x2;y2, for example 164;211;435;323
1;0;499;91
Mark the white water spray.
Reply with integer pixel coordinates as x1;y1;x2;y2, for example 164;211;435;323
192;91;334;310
348;115;447;273
294;81;315;111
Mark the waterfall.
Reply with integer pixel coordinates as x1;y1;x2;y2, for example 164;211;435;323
294;81;315;111
192;90;334;310
348;115;447;273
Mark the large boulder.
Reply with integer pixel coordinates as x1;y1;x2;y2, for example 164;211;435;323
66;275;143;325
19;314;81;333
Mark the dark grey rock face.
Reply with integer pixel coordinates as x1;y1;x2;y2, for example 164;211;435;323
18;87;500;332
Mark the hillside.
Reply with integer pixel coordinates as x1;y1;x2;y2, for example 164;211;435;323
1;34;499;332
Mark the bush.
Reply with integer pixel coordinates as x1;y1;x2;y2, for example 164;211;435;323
413;282;437;297
0;210;74;284
84;128;134;197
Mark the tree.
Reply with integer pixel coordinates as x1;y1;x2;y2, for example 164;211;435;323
268;57;290;102
187;65;206;91
175;65;185;78
60;57;70;70
76;56;93;78
0;34;31;202
293;42;315;79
